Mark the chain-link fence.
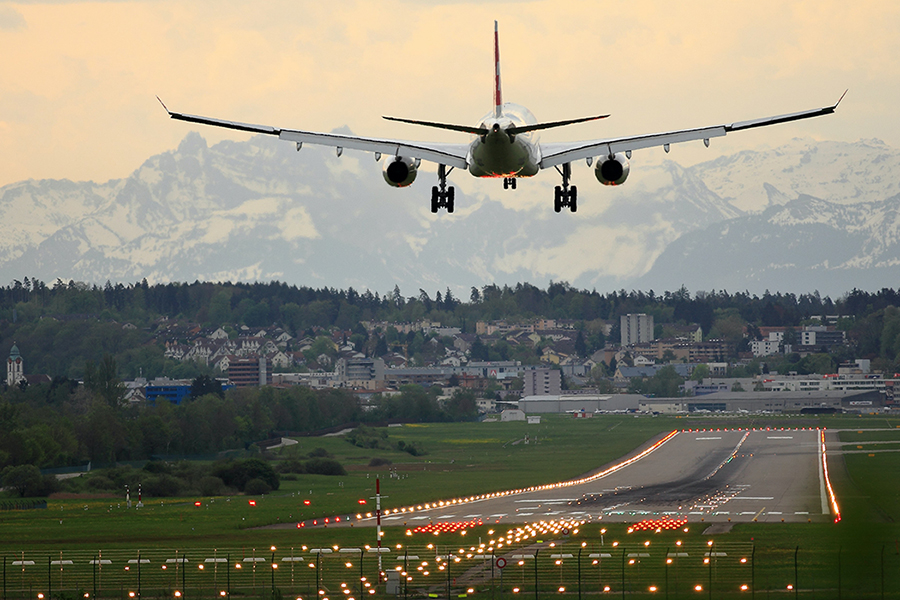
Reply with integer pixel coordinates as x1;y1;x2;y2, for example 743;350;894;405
2;541;898;600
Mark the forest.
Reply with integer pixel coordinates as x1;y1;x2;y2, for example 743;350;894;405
0;372;479;474
2;278;900;381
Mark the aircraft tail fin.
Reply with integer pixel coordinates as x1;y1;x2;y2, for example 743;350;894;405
494;21;502;118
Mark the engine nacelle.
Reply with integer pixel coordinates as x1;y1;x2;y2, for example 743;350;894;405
594;153;630;186
382;156;418;187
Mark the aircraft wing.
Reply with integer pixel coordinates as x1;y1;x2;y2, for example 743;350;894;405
158;100;470;169
538;93;845;169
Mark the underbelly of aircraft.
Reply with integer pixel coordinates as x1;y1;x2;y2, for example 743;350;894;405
468;137;539;178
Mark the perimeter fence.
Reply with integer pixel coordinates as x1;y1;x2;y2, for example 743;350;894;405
2;541;899;600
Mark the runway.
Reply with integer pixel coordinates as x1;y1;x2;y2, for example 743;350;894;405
351;428;832;527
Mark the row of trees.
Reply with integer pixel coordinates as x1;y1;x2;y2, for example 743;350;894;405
5;278;899;334
0;367;480;471
4;279;900;381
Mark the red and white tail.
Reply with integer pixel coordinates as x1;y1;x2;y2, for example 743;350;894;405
494;21;502;118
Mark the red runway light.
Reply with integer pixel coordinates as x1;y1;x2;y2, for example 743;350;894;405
248;500;256;506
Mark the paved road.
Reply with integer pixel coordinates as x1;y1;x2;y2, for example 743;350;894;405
362;428;828;526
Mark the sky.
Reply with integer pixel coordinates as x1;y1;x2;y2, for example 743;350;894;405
0;0;898;190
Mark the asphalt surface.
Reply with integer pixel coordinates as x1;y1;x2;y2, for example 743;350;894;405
361;428;828;526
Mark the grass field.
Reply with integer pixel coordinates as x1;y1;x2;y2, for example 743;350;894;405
2;413;900;597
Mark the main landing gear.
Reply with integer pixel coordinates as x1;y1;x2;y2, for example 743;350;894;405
553;162;577;213
503;177;517;190
431;164;455;213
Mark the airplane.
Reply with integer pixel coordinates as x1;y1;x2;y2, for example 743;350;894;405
159;22;844;214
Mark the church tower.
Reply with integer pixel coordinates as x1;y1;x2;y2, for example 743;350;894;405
7;343;24;385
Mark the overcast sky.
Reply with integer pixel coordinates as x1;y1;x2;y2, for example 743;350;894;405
1;0;897;189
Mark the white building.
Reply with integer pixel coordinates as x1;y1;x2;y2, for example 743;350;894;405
500;408;526;422
621;314;654;346
751;331;785;357
7;343;24;385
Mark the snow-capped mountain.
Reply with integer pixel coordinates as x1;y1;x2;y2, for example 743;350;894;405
0;132;739;294
0;133;898;296
688;137;900;213
637;193;900;294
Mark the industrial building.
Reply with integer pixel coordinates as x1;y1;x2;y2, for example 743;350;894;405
519;389;887;415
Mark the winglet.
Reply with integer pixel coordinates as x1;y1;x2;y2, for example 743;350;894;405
156;96;171;115
833;89;848;109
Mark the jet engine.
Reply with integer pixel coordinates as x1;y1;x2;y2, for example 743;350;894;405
382;156;418;187
594;153;630;186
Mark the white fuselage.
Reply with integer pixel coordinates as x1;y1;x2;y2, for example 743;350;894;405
467;103;541;178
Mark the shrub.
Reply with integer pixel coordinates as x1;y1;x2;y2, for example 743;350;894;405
213;458;280;492
346;426;390;450
143;474;183;497
305;458;347;476
198;476;226;496
368;457;392;467
244;478;272;495
395;440;426;456
85;475;116;490
277;458;306;474
143;461;171;474
307;447;332;458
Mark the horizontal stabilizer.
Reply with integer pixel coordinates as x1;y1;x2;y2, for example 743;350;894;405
383;116;488;135
383;113;609;136
509;114;609;135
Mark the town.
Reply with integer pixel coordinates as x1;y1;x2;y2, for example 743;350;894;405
8;299;894;419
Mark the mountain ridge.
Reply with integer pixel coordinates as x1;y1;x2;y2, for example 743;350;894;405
1;133;898;297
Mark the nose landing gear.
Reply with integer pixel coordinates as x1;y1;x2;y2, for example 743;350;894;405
503;177;517;190
553;163;577;213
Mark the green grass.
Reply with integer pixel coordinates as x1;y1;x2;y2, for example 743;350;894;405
3;413;900;597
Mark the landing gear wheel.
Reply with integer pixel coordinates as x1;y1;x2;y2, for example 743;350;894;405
511;178;517;189
430;164;457;213
552;163;575;214
503;178;509;190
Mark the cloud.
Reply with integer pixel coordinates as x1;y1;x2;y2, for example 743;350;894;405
0;5;26;30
